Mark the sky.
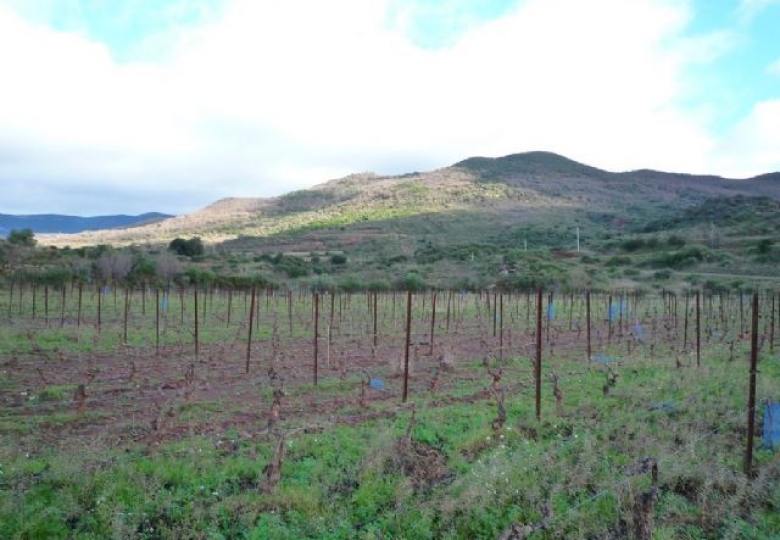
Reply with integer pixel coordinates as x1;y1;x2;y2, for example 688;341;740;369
0;0;779;216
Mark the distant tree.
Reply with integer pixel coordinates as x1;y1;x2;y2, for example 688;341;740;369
8;228;36;247
154;252;180;285
169;237;204;257
129;256;157;285
70;257;92;283
330;254;347;265
96;251;134;284
396;271;427;291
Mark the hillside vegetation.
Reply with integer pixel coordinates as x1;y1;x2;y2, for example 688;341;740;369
25;151;780;292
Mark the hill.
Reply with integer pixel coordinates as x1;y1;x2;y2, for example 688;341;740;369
34;151;780;290
40;152;780;250
0;212;172;238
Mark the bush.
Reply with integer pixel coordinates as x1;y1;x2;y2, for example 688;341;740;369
330;254;347;265
703;279;727;292
8;228;36;247
605;255;632;267
367;280;391;291
620;238;645;252
337;277;366;292
169;237;204;257
645;247;706;269
276;255;309;278
653;270;672;280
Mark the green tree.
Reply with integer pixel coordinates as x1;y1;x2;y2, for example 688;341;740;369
330;253;348;265
168;237;204;257
8;228;36;247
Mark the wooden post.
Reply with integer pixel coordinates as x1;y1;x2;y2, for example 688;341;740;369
499;293;504;360
6;281;12;318
59;287;66;327
546;291;553;343
446;290;452;333
77;283;83;328
123;288;130;344
313;292;319;386
535;290;543;421
403;291;412;402
683;291;690;352
770;291;776;354
492;292;497;337
155;288;161;357
429;292;437;356
227;287;232;327
329;292;336;346
193;288;199;360
373;291;378;348
97;285;102;333
245;286;256;373
695;291;701;367
288;289;293;336
586;291;592;362
745;292;760;477
179;287;185;325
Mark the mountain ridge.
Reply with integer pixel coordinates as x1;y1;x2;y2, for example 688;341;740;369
37;151;780;248
0;212;173;238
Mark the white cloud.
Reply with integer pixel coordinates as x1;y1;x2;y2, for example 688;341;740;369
768;58;780;76
714;99;780;177
0;0;777;216
738;0;780;22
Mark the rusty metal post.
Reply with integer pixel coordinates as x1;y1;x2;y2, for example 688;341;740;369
429;291;437;356
771;291;776;354
313;292;319;386
245;286;256;373
499;293;504;360
193;288;199;360
586;291;592;362
745;291;759;477
535;289;543;421
373;291;378;348
403;291;413;402
696;291;701;367
156;288;160;357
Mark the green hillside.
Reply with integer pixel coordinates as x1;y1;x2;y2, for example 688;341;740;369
21;152;780;291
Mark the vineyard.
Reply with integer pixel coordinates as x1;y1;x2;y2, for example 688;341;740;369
1;285;779;539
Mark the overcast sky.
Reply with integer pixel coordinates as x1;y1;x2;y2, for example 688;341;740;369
1;0;779;216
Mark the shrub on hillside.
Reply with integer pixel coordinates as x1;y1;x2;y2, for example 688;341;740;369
169;237;204;257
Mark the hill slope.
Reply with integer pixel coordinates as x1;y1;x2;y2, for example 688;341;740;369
40;151;780;251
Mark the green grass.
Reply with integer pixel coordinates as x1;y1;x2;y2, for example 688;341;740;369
2;344;779;539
